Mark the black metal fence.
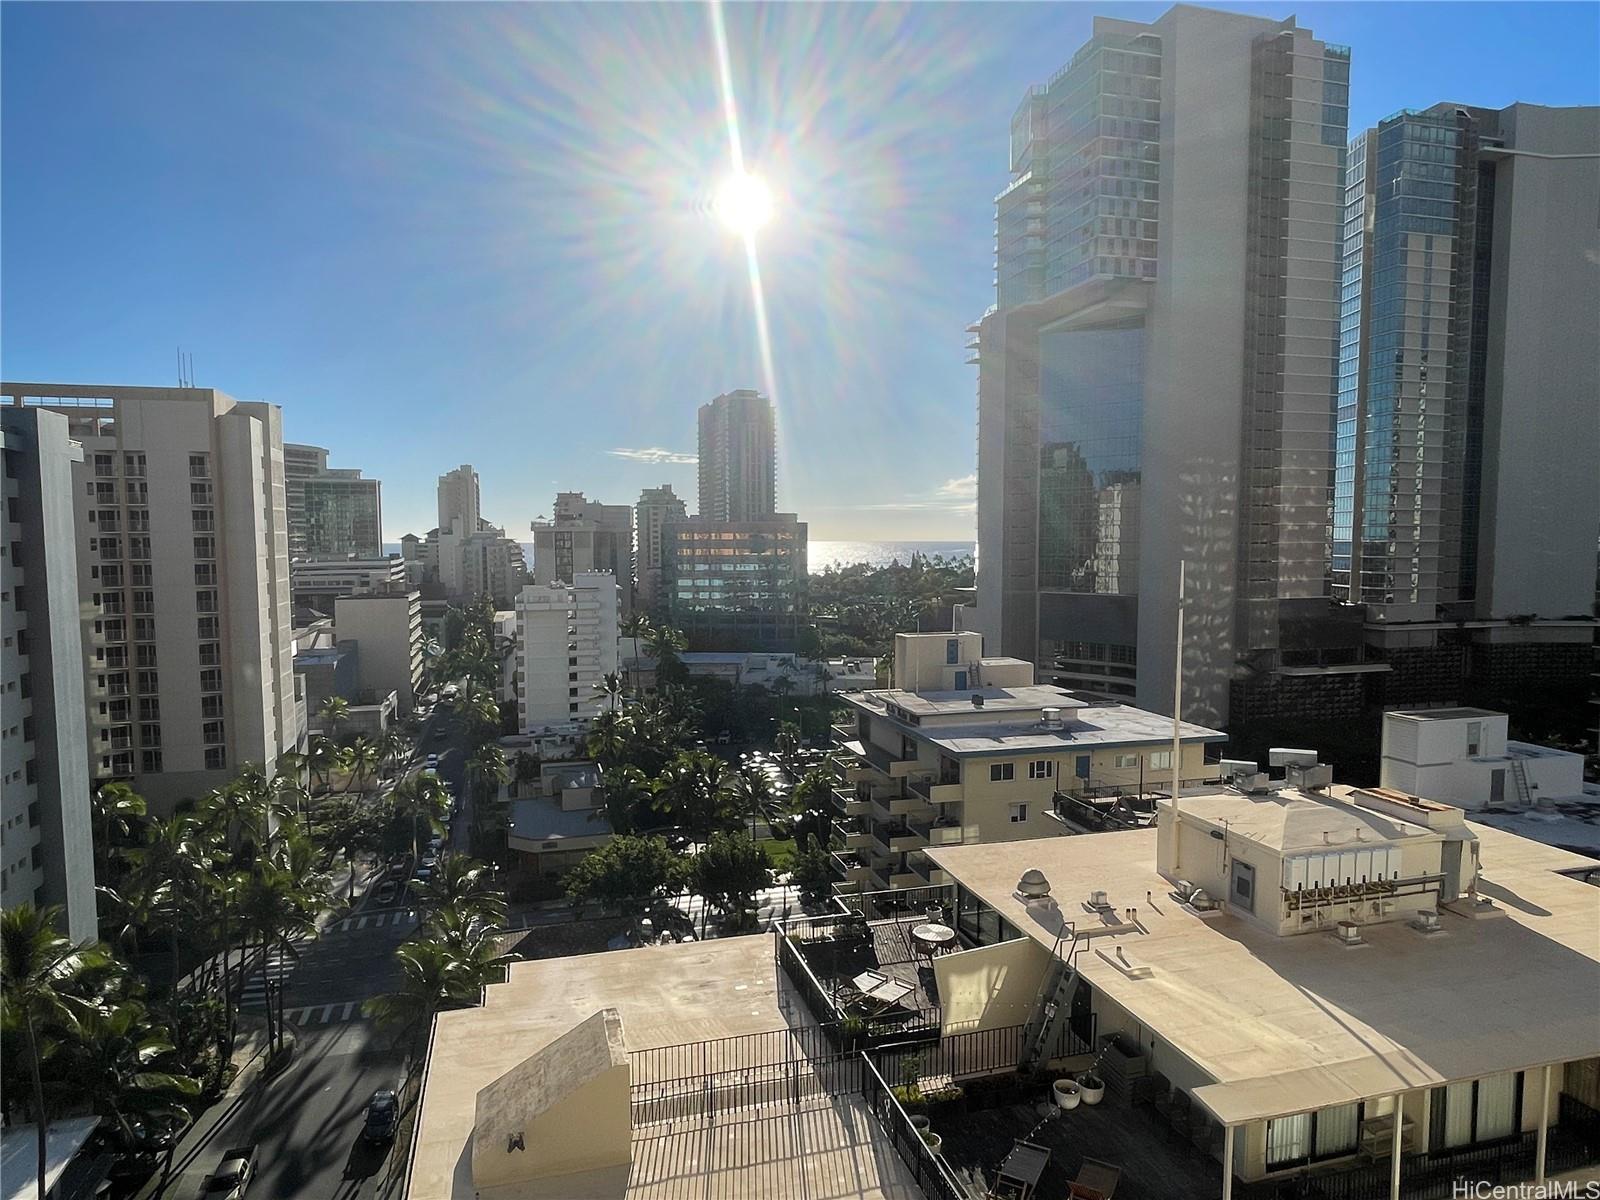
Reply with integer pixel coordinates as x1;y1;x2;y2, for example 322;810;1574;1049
627;1023;861;1126
872;1019;1096;1092
773;926;943;1047
860;1049;971;1200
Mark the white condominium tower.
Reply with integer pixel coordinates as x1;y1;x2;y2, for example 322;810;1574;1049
1;407;96;939
515;571;620;731
2;383;305;806
697;389;776;522
437;463;481;536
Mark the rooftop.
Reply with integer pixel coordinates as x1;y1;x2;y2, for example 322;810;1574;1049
409;937;920;1200
1389;706;1503;722
927;797;1600;1125
842;686;1225;756
1173;788;1444;853
507;797;610;845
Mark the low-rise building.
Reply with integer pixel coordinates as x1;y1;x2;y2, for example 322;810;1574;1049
622;650;833;696
506;761;612;879
830;631;1225;892
515;572;620;732
289;555;409;613
334;590;423;714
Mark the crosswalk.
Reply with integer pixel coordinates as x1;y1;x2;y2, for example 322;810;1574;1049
238;937;310;1010
279;1000;366;1026
329;908;419;934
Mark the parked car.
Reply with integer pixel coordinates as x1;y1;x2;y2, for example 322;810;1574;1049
376;881;399;905
201;1146;256;1200
413;864;434;884
362;1088;400;1142
426;753;439;770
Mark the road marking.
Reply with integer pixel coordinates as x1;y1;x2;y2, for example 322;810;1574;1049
343;1001;357;1021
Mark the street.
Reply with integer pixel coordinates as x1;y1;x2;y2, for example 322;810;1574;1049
152;712;479;1200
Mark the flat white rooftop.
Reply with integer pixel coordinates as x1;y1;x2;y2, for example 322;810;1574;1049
1174;788;1444;853
409;936;919;1200
928;802;1600;1126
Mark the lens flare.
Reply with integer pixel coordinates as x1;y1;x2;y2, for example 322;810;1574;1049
713;170;773;236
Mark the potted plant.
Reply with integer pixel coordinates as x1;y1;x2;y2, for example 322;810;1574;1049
1051;1077;1081;1110
920;1128;943;1155
839;1015;866;1051
1077;1071;1105;1106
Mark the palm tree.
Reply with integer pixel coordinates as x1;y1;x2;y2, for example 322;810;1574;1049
380;729;411;780
363;940;471;1048
317;695;351;737
1;905;111;1200
344;737;381;795
620;612;651;686
126;816;209;996
593;672;624;713
584;707;629;767
509;751;539;800
91;782;148;888
64;998;201;1150
453;685;501;736
654;752;738;846
593;765;652;837
728;764;781;841
416;854;505;926
307;735;340;796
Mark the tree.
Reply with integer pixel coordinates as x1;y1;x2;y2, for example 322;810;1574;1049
307;734;341;795
620;612;651;685
564;836;683;915
363;940;473;1048
124;816;209;996
344;738;381;795
790;765;842;853
317;695;351;737
652;751;739;846
1;905;111;1200
509;750;540;799
593;765;653;837
63;998;200;1150
380;729;411;780
692;833;774;933
727;764;781;841
416;853;505;926
91;782;148;892
789;836;834;909
593;672;624;713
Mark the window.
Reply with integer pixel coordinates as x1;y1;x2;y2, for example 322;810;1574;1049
1028;760;1053;779
1466;721;1482;757
946;638;959;665
141;749;164;773
989;762;1015;782
1150;750;1173;770
204;746;227;770
130;564;152;586
129;536;151;560
194;563;218;586
99;537;122;561
193;536;216;560
195;590;218;613
199;642;221;666
197;616;220;639
132;590;153;614
1009;802;1028;823
139;723;161;746
139;697;161;721
1230;860;1256;913
189;454;209;478
192;509;214;532
1114;753;1139;769
93;452;115;477
1431;1073;1519;1150
123;452;146;477
199;668;223;693
202;720;225;744
190;482;213;505
201;695;224;719
134;645;158;669
1267;1104;1359;1168
133;617;156;641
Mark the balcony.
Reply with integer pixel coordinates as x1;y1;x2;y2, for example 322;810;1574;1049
908;817;968;849
843;830;874;852
830;721;857;743
869;791;931;821
908;775;964;805
829;787;871;817
830;851;872;886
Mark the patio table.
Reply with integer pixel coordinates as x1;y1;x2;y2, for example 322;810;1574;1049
911;922;957;957
994;1139;1050;1200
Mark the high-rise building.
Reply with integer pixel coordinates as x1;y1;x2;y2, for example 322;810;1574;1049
1334;103;1599;702
437;464;481;537
515;572;620;731
334;590;425;715
1;407;96;940
283;442;383;560
697;390;776;522
634;484;688;610
437;522;526;607
2;383;306;805
971;7;1352;727
530;492;634;610
662;515;808;651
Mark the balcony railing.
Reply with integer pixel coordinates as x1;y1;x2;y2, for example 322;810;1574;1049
908;775;964;804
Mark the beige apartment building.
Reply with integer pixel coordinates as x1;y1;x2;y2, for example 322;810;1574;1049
830;631;1225;892
3;384;305;805
333;589;424;714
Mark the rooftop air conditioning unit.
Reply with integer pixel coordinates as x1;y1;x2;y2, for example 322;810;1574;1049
1286;763;1335;792
1174;879;1197;901
1269;748;1320;768
1088;889;1109;908
1333;920;1365;946
1410;911;1444;935
1014;869;1052;902
1187;888;1217;911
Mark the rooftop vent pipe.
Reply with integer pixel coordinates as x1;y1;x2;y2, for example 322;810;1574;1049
1015;869;1051;900
971;693;985;709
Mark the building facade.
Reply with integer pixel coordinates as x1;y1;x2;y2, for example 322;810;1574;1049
830;632;1225;893
635;484;688;611
530;492;634;610
697;389;776;522
515;572;620;732
661;515;808;651
1;407;97;940
290;555;409;613
283;442;383;560
437;464;481;537
335;590;425;714
3;384;306;804
1334;103;1599;704
972;7;1353;727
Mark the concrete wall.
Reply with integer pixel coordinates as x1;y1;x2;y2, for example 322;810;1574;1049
336;591;422;713
934;937;1052;1034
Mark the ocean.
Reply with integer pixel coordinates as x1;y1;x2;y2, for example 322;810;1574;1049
385;539;974;574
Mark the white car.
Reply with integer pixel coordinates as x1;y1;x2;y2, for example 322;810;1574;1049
426;753;439;770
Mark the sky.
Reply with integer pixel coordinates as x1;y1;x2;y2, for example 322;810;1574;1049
3;3;1596;543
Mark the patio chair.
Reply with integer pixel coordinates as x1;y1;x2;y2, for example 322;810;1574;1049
990;1139;1051;1200
1067;1157;1122;1200
850;968;915;1015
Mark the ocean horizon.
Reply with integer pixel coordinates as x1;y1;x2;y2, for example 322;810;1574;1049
383;538;972;574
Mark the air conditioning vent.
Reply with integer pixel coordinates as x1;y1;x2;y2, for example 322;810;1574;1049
1332;920;1366;947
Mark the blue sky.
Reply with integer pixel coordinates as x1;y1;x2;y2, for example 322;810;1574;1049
4;2;1595;541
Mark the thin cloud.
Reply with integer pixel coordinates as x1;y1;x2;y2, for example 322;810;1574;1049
936;473;977;501
608;447;697;465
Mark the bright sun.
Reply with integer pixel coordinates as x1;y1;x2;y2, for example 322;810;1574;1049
713;171;774;236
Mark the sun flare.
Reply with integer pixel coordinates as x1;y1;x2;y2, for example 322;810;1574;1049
713;171;774;236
